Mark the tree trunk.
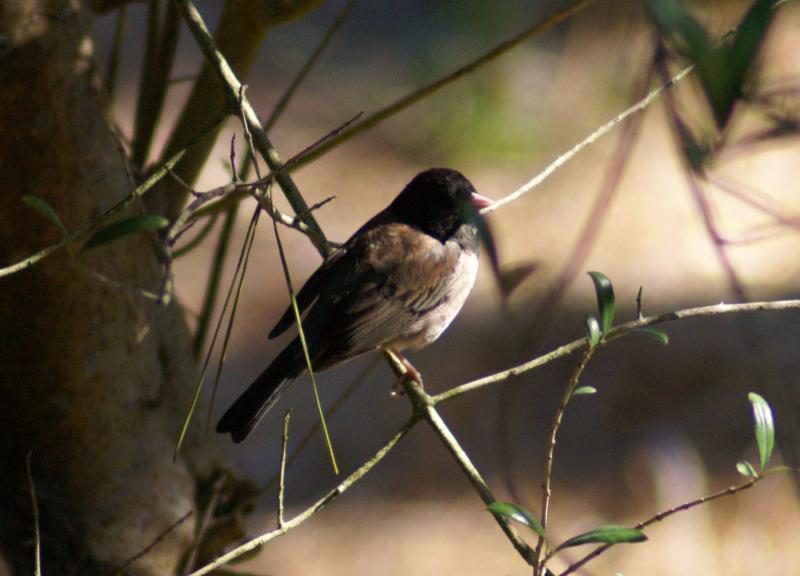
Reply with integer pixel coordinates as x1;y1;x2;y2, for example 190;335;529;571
0;2;215;573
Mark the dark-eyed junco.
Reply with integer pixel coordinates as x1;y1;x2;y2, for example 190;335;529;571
217;168;492;442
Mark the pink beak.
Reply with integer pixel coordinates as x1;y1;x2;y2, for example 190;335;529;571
470;192;493;209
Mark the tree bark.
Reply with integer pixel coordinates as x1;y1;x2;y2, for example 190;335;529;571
0;2;214;573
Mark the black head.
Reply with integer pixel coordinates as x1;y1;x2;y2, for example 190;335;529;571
390;168;490;242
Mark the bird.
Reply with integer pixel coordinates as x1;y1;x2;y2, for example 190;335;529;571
217;168;492;442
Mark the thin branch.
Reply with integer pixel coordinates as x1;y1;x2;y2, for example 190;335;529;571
432;298;800;404
534;346;594;574
558;477;760;576
484;63;693;214
292;0;599;170
115;510;193;575
201;208;260;436
422;392;536;564
519;59;652;350
173;0;330;256
187;417;418;576
183;112;361;242
174;194;262;454
266;179;340;474
263;0;355;133
25;453;41;576
383;351;535;564
189;296;799;574
187;0;355;352
261;356;381;495
278;410;291;529
183;475;227;574
0;109;226;280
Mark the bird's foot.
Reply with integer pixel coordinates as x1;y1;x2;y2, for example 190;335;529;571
389;355;423;397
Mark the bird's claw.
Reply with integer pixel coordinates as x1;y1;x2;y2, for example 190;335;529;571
389;358;423;397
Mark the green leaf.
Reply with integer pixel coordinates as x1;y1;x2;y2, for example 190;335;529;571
572;386;597;397
736;461;758;478
748;392;775;469
730;0;775;91
588;271;615;335
557;525;647;550
584;314;601;349
83;214;169;251
486;502;546;540
631;327;670;346
763;465;796;475
649;0;776;130
648;0;709;58
22;195;69;236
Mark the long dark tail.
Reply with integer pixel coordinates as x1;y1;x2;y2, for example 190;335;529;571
217;340;305;443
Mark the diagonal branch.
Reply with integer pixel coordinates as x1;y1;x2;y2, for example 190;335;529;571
187;416;419;576
292;0;598;170
432;298;800;404
558;476;761;576
173;0;330;257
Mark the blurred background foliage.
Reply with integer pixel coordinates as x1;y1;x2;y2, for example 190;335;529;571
94;0;800;573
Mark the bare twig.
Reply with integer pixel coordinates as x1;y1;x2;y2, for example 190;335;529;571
278;410;291;529
183;475;227;574
25;453;41;576
422;392;536;564
432;298;800;404
173;0;330;256
534;346;594;574
262;356;381;494
115;510;193;575
484;65;694;214
187;418;418;576
0;110;226;280
263;0;356;133
292;0;599;170
558;477;760;576
188;0;354;355
384;350;535;564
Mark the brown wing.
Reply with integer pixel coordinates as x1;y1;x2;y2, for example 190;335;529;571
268;248;346;339
305;222;463;365
268;205;398;340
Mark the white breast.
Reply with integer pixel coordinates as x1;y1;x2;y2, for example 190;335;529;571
399;248;479;351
